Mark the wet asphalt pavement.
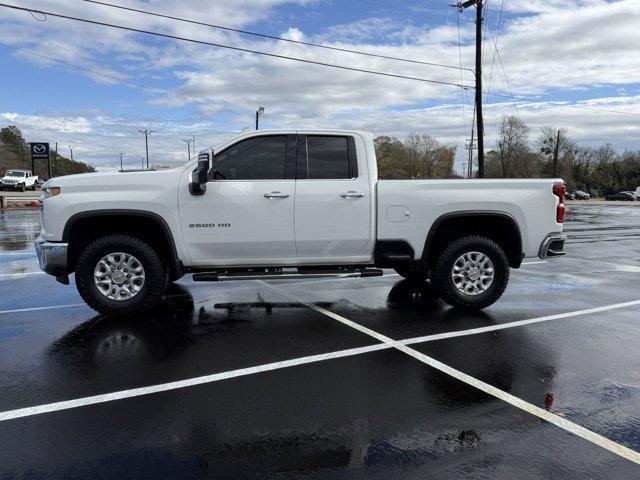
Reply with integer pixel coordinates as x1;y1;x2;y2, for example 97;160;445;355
1;203;640;478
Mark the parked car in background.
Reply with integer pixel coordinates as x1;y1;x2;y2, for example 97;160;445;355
36;178;45;188
567;190;590;200
635;186;640;198
574;190;590;200
605;191;637;201
0;169;38;191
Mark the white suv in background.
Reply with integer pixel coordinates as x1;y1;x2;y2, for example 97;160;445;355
0;169;38;192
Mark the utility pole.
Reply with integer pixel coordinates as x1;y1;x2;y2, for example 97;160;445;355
552;129;561;177
119;153;125;172
182;139;193;161
138;129;153;169
255;106;265;130
466;106;476;178
452;0;484;178
68;145;74;162
52;142;57;178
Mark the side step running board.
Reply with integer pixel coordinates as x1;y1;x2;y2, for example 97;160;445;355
192;268;384;282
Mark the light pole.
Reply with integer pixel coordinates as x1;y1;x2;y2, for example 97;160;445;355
68;145;75;161
140;156;145;169
182;139;193;161
255;106;265;130
138;129;153;169
119;153;125;171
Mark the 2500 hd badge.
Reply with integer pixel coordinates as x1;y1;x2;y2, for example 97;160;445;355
189;223;231;228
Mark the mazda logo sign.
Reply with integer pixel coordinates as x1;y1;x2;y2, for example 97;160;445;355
33;144;46;154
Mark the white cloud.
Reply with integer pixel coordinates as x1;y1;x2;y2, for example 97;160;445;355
0;0;639;170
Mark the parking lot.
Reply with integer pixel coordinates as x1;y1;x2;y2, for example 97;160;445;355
1;203;640;478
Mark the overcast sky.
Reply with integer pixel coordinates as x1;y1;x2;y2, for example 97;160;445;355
1;0;639;173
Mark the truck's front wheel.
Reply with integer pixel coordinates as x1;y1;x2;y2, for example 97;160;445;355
431;235;509;310
19;183;25;192
75;235;166;315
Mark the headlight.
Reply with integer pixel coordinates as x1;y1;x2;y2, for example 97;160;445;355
42;186;61;197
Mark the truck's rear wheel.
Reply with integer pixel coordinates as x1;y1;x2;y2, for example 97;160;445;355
75;235;166;315
431;235;509;309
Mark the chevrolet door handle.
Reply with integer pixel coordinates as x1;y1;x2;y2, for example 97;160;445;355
264;192;290;199
340;191;365;198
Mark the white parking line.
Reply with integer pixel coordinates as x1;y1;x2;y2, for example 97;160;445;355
262;282;640;465
0;271;45;278
0;303;85;315
0;343;390;422
1;291;639;466
401;299;640;345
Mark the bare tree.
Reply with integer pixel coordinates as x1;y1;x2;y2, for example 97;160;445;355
494;115;533;178
375;133;455;179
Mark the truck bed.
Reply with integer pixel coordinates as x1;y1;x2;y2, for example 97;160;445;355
376;179;562;260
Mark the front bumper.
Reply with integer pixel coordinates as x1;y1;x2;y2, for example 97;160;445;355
538;233;567;259
35;236;69;282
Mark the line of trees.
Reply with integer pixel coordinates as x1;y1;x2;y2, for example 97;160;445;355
374;117;640;195
485;115;640;195
374;133;456;179
0;125;94;179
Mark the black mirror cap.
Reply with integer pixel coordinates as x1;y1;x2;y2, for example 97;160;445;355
190;154;210;196
196;162;209;184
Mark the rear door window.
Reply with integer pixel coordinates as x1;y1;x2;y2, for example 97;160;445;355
299;136;357;179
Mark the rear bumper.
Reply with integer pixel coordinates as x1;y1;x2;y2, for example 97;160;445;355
538;233;567;259
35;236;69;282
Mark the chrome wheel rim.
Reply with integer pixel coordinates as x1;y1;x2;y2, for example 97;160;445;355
451;251;494;296
93;252;145;301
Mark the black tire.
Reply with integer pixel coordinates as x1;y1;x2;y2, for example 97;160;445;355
19;184;25;192
75;235;166;315
394;266;427;283
431;235;509;310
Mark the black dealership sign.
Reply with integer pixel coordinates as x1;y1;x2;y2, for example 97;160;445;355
30;142;50;160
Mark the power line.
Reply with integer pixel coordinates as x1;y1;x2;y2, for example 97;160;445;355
0;41;241;116
82;0;473;74
485;92;640;117
0;3;472;90
351;0;475;23
485;0;504;99
456;10;469;137
484;17;520;120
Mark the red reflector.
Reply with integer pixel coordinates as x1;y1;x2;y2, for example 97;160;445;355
553;184;566;198
556;202;565;223
553;184;565;223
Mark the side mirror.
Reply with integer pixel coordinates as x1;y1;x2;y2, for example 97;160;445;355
189;151;211;196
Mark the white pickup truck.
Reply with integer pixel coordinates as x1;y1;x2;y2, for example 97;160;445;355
1;169;38;191
36;130;567;315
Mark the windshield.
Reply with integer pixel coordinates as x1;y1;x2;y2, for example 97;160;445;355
6;171;26;177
